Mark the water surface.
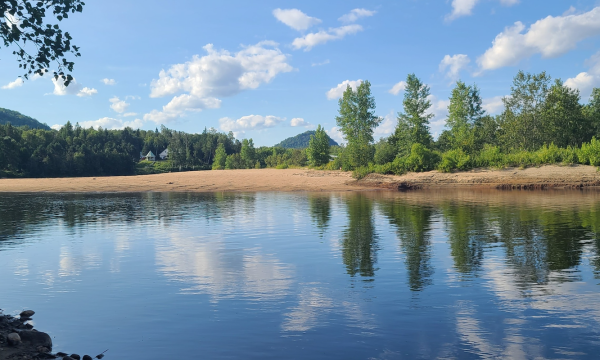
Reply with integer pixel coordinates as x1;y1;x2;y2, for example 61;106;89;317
1;190;600;359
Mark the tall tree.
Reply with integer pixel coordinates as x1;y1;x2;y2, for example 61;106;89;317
585;88;600;138
306;125;331;166
500;71;551;151
543;80;590;148
445;81;485;152
391;74;434;156
336;80;381;168
1;0;85;85
212;143;227;170
240;138;256;169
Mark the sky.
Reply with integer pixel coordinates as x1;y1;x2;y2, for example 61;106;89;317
2;0;600;146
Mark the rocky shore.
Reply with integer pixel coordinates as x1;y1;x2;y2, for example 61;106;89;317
0;309;104;360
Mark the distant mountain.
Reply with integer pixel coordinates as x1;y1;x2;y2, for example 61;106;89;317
0;108;51;130
275;130;339;149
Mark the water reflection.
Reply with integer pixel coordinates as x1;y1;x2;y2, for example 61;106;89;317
1;190;600;359
341;194;379;278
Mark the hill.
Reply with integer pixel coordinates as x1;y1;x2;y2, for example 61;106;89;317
0;108;51;130
275;130;339;149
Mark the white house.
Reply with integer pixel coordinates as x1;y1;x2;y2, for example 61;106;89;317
159;149;169;160
145;151;156;161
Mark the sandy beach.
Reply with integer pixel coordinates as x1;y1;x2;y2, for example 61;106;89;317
0;165;599;193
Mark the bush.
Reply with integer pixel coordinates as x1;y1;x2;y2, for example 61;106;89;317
562;146;579;165
374;140;397;165
580;138;600;166
352;165;372;180
475;145;504;168
438;149;471;173
275;163;289;169
535;143;562;164
404;144;440;172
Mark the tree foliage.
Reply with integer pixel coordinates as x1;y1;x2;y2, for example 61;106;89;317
1;0;85;85
306;125;331;166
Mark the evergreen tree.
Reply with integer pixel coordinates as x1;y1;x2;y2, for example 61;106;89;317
336;80;381;168
240;138;256;169
307;125;331;166
391;74;434;156
212;143;227;170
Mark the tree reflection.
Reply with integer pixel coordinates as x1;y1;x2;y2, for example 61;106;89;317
380;201;434;291
341;194;378;277
308;194;331;236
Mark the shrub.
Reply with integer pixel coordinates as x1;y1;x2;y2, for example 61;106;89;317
404;144;440;172
438;149;471;173
374;140;397;165
562;146;579;165
475;145;504;168
580;138;600;166
535;143;562;164
352;165;372;180
275;163;288;169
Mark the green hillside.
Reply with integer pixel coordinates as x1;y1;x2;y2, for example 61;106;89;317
0;108;51;130
275;130;338;149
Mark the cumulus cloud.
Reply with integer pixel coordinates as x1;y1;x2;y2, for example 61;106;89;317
482;96;505;114
338;8;376;23
292;25;363;51
428;95;450;137
478;7;600;71
326;79;362;100
388;81;407;95
219;115;285;137
77;87;98;97
109;96;130;113
374;111;396;139
78;117;144;130
2;78;24;89
102;78;116;85
326;126;344;145
50;124;62;131
565;51;600;98
290;118;310;127
439;54;471;81
446;0;519;21
146;41;293;123
123;112;138;117
51;77;97;97
273;8;321;31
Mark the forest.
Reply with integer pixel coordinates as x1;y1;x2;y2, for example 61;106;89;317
1;70;599;178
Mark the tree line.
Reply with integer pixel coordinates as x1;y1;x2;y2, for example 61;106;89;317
325;70;600;178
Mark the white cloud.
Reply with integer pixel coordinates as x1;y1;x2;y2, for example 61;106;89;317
388;81;407;95
101;78;116;85
565;51;600;98
374;111;396;139
50;124;62;131
77;117;144;130
77;87;98;97
123;112;138;117
311;59;330;67
446;0;519;21
446;0;479;21
478;7;600;71
338;8;376;23
290;118;310;127
147;41;293;123
218;115;285;137
439;54;471;81
273;8;321;31
326;126;344;145
109;96;130;113
2;78;24;89
326;79;362;100
428;95;450;137
292;25;363;51
482;96;505;114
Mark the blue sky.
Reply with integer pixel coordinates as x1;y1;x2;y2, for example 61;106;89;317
2;0;600;146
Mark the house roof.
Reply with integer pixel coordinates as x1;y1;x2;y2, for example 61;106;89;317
146;151;156;157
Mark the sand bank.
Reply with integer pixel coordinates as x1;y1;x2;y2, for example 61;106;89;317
0;166;598;193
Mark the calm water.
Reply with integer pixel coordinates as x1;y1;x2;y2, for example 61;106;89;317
1;190;600;359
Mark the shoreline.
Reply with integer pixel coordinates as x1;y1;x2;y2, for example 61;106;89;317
0;166;598;193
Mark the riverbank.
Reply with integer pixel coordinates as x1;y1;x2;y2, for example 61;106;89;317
0;166;598;193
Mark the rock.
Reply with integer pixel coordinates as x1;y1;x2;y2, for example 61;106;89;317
37;345;50;353
56;352;68;357
96;354;105;359
70;355;81;360
82;356;93;360
20;310;35;318
18;330;53;349
63;357;75;360
7;332;21;346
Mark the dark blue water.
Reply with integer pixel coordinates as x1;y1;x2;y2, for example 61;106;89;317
1;190;600;359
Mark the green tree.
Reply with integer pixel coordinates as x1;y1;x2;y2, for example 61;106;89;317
391;74;434;155
584;88;600;138
212;143;227;170
240;138;256;169
336;80;381;168
1;0;85;85
306;125;331;166
499;71;552;151
446;81;485;152
542;80;590;148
